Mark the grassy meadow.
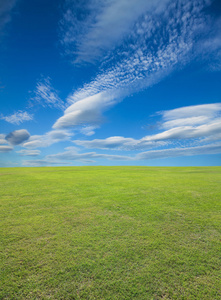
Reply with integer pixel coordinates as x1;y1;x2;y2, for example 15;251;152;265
0;166;221;299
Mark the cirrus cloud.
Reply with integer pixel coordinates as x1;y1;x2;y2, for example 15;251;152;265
73;136;167;151
55;0;217;136
16;149;41;157
61;0;171;63
29;77;66;110
1;111;33;125
23;130;73;149
137;142;221;160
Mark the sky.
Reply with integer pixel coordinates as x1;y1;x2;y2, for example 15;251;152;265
0;0;221;167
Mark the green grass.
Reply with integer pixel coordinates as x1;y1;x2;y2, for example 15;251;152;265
0;167;221;299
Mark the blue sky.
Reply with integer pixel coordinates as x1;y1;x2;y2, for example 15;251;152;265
0;0;221;167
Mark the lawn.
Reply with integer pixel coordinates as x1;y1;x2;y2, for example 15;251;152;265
0;167;221;299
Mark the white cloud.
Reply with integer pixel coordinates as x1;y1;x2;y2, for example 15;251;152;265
53;90;121;129
16;149;41;156
143;119;221;142
142;103;221;141
22;147;132;166
71;103;221;150
20;101;221;166
1;110;33;125
203;132;221;142
73;136;167;151
22;140;221;166
0;134;8;145
47;147;132;163
162;116;210;129
61;0;171;63
17;101;221;165
23;129;73;149
80;126;98;136
69;102;221;162
55;0;215;134
0;139;7;145
6;129;30;145
22;160;69;167
161;103;221;121
51;140;221;162
137;142;221;160
30;77;65;110
0;145;13;152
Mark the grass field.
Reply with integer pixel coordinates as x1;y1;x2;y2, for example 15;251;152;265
0;167;221;299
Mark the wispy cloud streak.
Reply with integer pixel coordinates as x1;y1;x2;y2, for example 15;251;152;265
60;0;171;63
29;77;65;110
137;142;221;160
47;147;133;162
0;145;13;153
1;111;33;125
55;0;217;133
71;103;221;160
16;149;41;156
23;140;221;166
70;0;210;96
23;130;73;149
143;103;221;141
74;136;167;151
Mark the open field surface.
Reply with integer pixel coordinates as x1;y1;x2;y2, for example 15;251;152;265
0;166;221;299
